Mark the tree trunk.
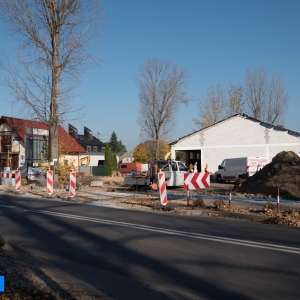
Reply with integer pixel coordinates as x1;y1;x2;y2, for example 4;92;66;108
49;22;60;161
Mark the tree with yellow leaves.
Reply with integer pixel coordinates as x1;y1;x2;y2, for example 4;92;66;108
133;140;170;163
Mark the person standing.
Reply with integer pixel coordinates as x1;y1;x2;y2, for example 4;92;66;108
194;162;198;172
189;163;194;173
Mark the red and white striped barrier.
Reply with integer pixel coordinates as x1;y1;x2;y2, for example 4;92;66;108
1;170;16;186
1;172;14;179
158;172;167;206
15;170;21;191
69;171;76;197
47;170;53;195
184;172;210;190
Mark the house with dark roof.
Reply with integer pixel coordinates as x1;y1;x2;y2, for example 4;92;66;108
68;124;106;166
0;116;85;170
171;114;300;175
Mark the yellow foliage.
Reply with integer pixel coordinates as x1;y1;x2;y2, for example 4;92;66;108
35;135;77;187
133;140;170;162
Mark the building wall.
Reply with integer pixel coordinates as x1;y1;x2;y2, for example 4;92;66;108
122;156;133;163
90;154;105;166
78;154;106;167
60;154;79;170
171;115;300;174
0;123;24;169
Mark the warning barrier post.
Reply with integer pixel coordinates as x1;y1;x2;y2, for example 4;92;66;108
15;170;21;191
277;187;280;213
47;170;53;195
69;171;76;198
158;172;167;206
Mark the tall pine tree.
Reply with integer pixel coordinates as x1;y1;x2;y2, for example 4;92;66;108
104;142;117;176
109;131;118;152
109;131;127;154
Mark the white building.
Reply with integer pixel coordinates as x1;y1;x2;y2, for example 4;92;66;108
171;114;300;174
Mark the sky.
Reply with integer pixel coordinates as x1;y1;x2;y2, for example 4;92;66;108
0;0;299;151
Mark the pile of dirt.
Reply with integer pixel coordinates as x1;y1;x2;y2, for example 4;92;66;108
236;151;300;200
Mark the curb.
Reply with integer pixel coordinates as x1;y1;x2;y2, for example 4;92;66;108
152;204;268;221
185;209;268;220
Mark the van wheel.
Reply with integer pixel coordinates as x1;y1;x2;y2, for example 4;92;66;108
217;175;223;183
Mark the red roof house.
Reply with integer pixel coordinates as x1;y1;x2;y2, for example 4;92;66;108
0;116;85;169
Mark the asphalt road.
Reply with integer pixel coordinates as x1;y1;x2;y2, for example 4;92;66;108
1;193;300;300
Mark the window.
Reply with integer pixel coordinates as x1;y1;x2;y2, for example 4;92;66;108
0;135;11;153
178;162;188;171
25;136;48;164
86;145;91;152
221;160;226;168
93;146;98;152
171;161;178;171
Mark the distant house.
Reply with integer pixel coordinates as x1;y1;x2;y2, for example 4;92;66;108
0;116;85;170
119;151;134;163
68;124;107;166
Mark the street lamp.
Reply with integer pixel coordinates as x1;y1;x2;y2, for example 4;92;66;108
6;144;11;168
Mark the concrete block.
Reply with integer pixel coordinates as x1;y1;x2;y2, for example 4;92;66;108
90;181;103;187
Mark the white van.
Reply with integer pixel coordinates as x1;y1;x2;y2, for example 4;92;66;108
124;159;188;187
215;157;268;183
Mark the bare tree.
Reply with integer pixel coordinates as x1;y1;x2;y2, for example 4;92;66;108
244;66;289;124
194;83;227;129
244;66;267;120
0;0;105;161
137;58;190;159
266;74;289;124
227;81;244;116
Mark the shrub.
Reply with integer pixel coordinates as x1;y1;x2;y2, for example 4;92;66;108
264;202;274;210
0;235;6;247
193;199;205;208
213;199;225;209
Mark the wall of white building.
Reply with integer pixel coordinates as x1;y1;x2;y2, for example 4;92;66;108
171;115;300;174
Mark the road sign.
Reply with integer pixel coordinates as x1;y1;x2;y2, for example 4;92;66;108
184;172;210;190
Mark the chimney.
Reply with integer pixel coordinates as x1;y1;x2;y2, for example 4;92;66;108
84;126;93;141
68;124;78;139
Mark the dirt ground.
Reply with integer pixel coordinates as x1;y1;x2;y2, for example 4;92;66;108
9;167;300;227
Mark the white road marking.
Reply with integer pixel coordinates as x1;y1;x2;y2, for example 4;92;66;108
24;209;300;255
0;204;15;208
